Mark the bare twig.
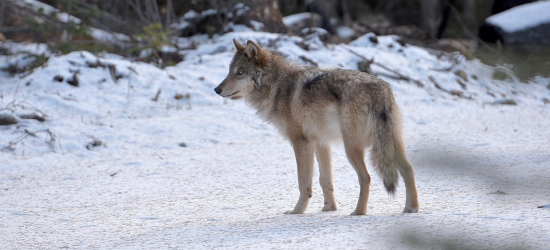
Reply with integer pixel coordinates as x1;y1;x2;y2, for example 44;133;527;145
6;129;59;152
0;81;47;118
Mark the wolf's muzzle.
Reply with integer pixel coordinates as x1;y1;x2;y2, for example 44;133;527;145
214;87;222;95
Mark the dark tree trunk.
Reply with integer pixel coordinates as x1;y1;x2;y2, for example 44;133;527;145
306;0;339;34
436;0;455;39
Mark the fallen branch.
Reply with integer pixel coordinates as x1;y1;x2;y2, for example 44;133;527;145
344;47;424;87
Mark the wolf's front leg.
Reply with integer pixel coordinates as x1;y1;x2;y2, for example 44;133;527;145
285;138;314;214
315;143;337;211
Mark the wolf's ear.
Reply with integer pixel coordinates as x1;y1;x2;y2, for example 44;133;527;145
245;40;261;59
233;39;245;51
245;40;268;67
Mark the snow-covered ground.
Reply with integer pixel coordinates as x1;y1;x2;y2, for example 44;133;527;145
1;30;550;249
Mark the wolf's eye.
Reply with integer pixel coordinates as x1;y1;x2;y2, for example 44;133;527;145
237;69;244;75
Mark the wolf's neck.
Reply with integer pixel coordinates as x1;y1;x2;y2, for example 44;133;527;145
245;53;305;114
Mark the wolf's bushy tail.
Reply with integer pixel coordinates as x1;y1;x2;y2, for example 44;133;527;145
371;104;401;194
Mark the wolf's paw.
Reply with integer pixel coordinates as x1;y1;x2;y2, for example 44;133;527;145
322;203;337;212
284;210;303;214
349;210;366;216
402;206;419;213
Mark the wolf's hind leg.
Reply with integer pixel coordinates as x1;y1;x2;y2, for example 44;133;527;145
394;143;419;213
285;138;314;214
396;151;418;213
315;143;337;211
343;140;370;216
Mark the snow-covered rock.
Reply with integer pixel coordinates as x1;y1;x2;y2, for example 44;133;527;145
336;26;355;39
283;12;323;34
480;1;550;45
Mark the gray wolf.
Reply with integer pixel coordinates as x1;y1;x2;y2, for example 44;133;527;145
214;39;419;215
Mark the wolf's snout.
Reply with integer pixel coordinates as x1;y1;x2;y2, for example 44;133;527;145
214;86;222;95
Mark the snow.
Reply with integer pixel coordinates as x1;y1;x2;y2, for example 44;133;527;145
201;9;218;17
88;28;131;43
0;41;50;56
172;20;191;30
1;30;550;249
250;20;265;31
486;0;550;33
224;22;254;33
337;26;355;39
183;10;199;20
14;0;81;24
0;41;51;77
283;12;315;27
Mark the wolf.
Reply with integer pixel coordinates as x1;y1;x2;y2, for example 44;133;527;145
214;39;419;215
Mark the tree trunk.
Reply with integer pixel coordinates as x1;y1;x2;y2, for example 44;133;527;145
463;0;476;39
306;0;339;34
0;0;6;27
437;0;455;39
420;0;439;39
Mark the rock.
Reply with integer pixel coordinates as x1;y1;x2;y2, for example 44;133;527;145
86;137;103;150
358;58;373;74
427;39;475;60
450;90;463;97
86;59;106;68
67;73;79;87
369;35;378;44
480;1;550;46
492;68;513;81
454;70;469;82
494;99;517;105
0;112;18;125
301;27;329;42
349;33;379;47
395;37;406;47
53;75;64;82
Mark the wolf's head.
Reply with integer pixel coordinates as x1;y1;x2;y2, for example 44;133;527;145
214;39;268;99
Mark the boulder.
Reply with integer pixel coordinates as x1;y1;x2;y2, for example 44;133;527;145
479;1;550;46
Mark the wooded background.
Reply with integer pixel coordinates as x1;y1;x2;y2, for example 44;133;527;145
1;0;519;41
1;0;546;79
